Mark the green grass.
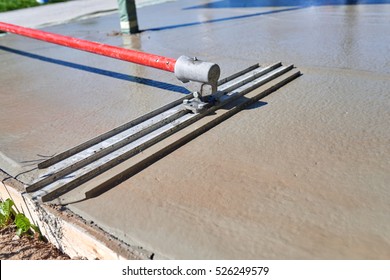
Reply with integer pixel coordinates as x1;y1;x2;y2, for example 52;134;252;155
0;0;68;13
0;198;42;238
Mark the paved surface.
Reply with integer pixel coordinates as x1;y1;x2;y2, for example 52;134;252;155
0;0;170;28
1;0;389;259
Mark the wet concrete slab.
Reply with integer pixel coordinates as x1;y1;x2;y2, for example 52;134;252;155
0;13;190;181
1;0;390;259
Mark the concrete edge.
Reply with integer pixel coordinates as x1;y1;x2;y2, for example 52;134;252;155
0;169;153;260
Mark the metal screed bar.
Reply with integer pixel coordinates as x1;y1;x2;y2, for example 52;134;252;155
26;62;300;203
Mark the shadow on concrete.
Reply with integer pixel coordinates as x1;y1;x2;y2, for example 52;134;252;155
152;0;390;31
0;45;190;95
146;0;390;31
246;100;268;110
148;6;301;31
184;0;390;9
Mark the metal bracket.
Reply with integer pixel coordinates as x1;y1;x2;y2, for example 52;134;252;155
182;91;209;113
182;82;223;113
174;56;221;112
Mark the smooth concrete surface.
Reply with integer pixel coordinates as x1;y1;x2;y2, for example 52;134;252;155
1;0;390;259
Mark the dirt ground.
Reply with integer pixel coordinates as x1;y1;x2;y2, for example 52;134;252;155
0;225;70;260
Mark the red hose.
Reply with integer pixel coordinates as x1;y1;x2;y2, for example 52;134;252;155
0;22;176;72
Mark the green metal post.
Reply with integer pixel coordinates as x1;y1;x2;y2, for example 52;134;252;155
117;0;139;34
